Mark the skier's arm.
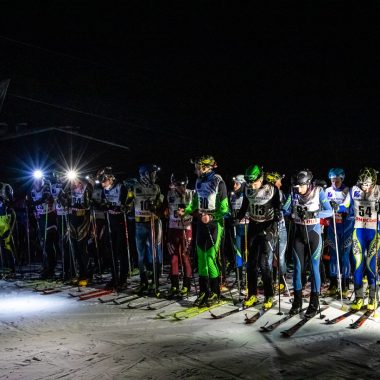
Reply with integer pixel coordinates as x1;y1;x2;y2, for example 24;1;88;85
236;195;249;221
213;180;229;221
316;189;333;219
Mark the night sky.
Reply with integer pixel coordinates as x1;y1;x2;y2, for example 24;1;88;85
1;1;380;190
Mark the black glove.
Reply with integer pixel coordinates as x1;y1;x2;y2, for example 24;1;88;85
263;227;275;242
296;206;315;221
330;201;339;212
148;200;158;212
273;209;282;222
2;230;10;239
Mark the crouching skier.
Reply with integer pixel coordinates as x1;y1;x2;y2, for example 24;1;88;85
178;155;229;307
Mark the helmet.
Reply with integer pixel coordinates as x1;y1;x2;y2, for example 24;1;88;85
139;164;160;184
293;169;313;186
265;171;284;185
244;165;263;183
170;173;188;187
191;155;217;169
138;164;160;176
97;167;115;183
328;168;345;180
357;167;378;186
232;175;246;184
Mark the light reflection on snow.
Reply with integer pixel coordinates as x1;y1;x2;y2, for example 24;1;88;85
0;294;68;315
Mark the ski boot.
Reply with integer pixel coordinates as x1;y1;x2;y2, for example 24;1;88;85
351;297;364;311
78;278;88;287
167;275;180;299
263;297;274;310
207;278;220;306
367;297;378;311
180;277;191;297
243;295;258;308
135;272;149;294
305;292;319;318
327;277;338;296
193;276;209;307
289;290;303;315
341;278;350;298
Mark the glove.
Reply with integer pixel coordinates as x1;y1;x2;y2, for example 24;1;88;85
148;200;158;212
2;230;10;239
296;206;315;221
273;209;282;222
330;201;339;212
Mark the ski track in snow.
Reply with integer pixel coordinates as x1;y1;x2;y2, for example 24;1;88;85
1;282;380;379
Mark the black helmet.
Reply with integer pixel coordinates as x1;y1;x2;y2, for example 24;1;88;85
138;164;160;176
170;173;188;187
293;169;313;187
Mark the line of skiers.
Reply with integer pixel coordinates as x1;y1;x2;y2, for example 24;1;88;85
1;156;379;317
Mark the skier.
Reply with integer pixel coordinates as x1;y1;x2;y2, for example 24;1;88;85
178;155;229;306
27;175;59;279
51;171;70;280
289;169;333;317
98;167;129;290
126;164;163;294
264;171;289;292
0;181;16;276
324;168;354;297
229;174;249;292
58;175;92;286
337;167;380;311
236;165;281;310
165;173;194;297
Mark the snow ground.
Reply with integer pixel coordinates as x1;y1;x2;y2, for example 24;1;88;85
1;280;380;380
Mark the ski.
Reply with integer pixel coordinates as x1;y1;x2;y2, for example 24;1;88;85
209;303;246;319
98;292;130;303
68;287;100;297
260;307;308;332
113;294;145;305
325;309;361;325
79;289;114;301
349;309;375;329
244;301;277;325
173;300;228;320
146;299;177;310
126;297;159;309
281;307;329;337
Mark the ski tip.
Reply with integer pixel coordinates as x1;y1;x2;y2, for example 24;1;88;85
280;331;291;337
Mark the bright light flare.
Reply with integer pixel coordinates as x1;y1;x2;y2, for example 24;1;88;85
66;169;78;181
33;169;43;179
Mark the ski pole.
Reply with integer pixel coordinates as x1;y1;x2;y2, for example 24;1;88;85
105;210;117;289
275;222;283;315
150;211;158;295
331;208;345;310
91;208;102;275
25;200;31;278
122;211;132;278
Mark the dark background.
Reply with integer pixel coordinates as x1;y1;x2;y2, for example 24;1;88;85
1;1;379;191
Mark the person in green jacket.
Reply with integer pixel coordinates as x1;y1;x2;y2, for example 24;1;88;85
178;155;229;306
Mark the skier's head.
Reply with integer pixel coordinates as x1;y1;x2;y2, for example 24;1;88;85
191;155;217;178
244;164;263;190
328;168;345;189
292;169;313;195
265;171;285;189
97;167;115;189
232;174;245;192
139;164;159;184
357;167;378;192
170;173;188;192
